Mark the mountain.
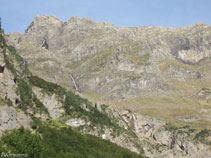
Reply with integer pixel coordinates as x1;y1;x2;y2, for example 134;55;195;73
7;15;211;124
1;15;211;157
0;31;145;158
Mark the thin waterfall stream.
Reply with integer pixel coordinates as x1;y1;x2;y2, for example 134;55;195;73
132;114;139;133
70;73;79;91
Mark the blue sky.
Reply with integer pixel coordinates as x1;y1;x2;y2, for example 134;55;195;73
0;0;211;33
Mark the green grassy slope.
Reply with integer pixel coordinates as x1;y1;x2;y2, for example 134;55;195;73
0;126;145;158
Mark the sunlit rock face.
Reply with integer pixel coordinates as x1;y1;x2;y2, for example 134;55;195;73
7;16;211;104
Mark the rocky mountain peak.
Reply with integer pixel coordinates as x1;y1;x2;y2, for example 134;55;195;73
68;15;79;22
68;16;94;23
189;22;208;27
34;14;61;22
25;15;62;33
66;16;97;29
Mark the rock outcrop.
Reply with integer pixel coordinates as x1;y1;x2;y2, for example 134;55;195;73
32;87;64;119
0;43;31;136
0;106;31;136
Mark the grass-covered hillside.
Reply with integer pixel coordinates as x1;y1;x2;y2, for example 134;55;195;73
0;125;144;158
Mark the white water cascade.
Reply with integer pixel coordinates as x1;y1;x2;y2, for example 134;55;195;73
41;39;46;47
132;114;139;133
70;73;79;91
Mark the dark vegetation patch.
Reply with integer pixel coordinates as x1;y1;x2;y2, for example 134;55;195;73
194;129;211;146
164;123;195;136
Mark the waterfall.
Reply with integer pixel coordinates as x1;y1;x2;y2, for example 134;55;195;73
132;114;139;133
41;39;48;49
70;73;79;91
41;39;45;47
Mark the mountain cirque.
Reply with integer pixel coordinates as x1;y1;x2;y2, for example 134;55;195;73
6;15;211;128
0;15;210;157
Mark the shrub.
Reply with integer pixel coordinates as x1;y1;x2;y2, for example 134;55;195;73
1;127;45;158
195;129;211;145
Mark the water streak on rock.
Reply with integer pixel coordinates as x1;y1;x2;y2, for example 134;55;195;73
70;73;79;91
132;114;138;133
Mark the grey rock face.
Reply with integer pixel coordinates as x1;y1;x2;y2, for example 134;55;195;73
65;118;86;127
197;88;211;99
121;111;211;158
0;46;31;136
7;16;211;104
32;86;64;119
0;106;31;136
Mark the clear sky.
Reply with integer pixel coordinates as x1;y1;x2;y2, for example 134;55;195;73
0;0;211;33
